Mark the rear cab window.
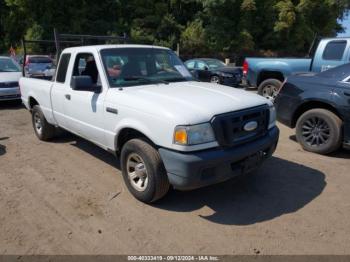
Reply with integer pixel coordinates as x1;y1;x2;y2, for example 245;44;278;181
322;41;347;61
56;53;71;83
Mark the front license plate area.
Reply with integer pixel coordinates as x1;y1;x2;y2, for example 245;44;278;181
242;151;264;173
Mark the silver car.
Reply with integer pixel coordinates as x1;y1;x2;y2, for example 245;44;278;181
24;55;54;79
0;56;22;102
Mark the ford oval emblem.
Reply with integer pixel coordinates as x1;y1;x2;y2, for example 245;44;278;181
244;121;258;132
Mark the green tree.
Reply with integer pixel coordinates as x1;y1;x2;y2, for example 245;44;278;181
1;0;350;59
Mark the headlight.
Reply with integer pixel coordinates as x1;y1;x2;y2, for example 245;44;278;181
220;72;233;78
269;105;276;129
174;123;216;145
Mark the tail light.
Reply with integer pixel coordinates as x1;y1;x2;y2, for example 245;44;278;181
243;60;248;76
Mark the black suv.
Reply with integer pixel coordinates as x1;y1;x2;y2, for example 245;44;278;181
275;63;350;154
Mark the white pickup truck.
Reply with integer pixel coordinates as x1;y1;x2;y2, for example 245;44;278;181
20;44;279;203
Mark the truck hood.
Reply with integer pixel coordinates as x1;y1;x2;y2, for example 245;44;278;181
116;81;271;125
0;72;22;82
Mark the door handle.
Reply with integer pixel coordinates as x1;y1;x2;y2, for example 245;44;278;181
65;94;71;100
106;107;118;114
344;92;350;97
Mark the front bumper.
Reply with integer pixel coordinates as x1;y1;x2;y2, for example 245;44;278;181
159;126;279;190
0;87;21;101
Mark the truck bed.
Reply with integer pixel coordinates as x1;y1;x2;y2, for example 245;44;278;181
20;77;55;124
245;57;312;87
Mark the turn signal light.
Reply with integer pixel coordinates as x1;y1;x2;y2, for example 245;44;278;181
174;128;188;145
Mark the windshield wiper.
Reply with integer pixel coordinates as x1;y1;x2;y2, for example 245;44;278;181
124;76;169;85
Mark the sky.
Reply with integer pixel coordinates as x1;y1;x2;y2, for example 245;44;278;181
338;14;350;36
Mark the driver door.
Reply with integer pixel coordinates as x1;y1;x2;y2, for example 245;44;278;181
63;52;108;147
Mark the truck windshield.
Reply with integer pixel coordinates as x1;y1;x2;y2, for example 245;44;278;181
0;57;20;72
100;48;194;87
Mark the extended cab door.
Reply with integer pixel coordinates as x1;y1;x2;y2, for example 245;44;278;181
312;39;350;73
51;53;71;128
62;51;108;147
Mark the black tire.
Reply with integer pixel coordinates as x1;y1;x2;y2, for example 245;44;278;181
296;109;343;154
258;79;282;100
210;75;221;84
120;138;170;203
31;105;56;141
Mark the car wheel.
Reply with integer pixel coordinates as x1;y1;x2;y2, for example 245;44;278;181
296;109;342;154
120;138;170;203
32;105;56;141
258;79;282;101
210;75;220;84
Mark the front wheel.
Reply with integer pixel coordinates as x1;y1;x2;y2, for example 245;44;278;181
258;79;282;101
120;138;170;203
296;109;343;154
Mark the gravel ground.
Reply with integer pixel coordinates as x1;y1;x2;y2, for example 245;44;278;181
0;100;349;255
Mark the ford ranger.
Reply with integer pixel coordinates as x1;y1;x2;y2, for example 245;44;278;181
20;44;279;203
244;37;350;100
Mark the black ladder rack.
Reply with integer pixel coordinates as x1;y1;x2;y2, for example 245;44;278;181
21;28;128;76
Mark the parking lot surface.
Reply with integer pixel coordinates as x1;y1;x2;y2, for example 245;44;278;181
0;101;349;255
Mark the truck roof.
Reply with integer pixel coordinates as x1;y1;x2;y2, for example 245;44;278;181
62;44;170;53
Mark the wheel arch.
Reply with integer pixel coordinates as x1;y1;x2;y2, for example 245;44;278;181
115;127;157;154
28;96;39;110
257;70;285;87
292;100;343;128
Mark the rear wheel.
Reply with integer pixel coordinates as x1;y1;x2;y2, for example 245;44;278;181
296;109;343;154
258;79;282;101
120;138;170;203
32;105;56;141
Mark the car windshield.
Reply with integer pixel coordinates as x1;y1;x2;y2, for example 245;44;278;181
205;59;226;69
100;48;194;87
0;57;20;72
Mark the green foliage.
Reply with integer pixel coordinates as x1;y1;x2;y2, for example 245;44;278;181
1;0;350;57
181;19;207;55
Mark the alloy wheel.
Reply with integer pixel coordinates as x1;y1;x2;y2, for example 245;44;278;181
301;117;331;147
126;153;149;192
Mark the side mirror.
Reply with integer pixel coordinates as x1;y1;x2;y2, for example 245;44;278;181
204;66;209;71
71;76;101;93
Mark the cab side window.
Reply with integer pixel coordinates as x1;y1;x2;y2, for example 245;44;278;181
185;61;195;69
196;61;207;70
56;53;71;83
72;53;100;84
